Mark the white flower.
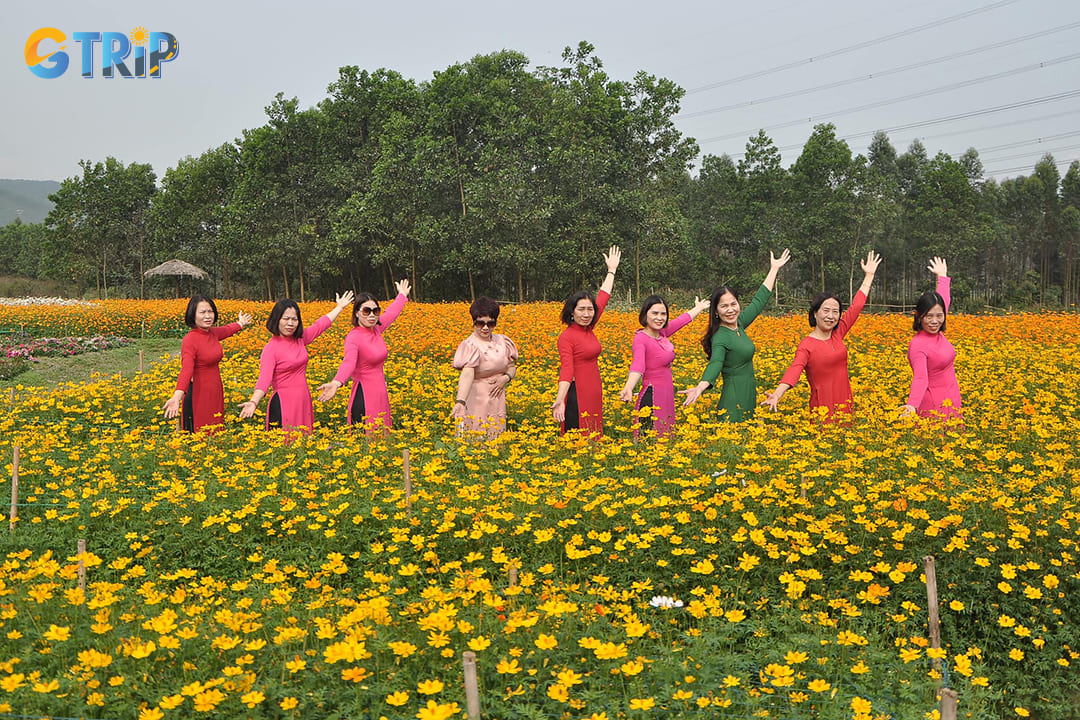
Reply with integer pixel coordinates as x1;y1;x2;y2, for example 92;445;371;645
649;595;683;609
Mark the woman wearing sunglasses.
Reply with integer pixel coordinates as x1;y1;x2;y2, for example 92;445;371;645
317;279;411;430
450;297;519;439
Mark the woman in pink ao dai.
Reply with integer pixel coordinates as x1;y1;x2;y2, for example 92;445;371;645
317;279;412;431
902;257;961;420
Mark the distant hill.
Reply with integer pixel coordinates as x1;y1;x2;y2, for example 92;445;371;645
0;179;60;225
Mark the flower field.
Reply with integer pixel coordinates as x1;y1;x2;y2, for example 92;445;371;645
1;299;1078;720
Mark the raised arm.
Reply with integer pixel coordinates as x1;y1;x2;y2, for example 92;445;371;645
598;245;621;296
210;312;252;341
381;280;412;329
761;248;791;292
928;257;950;312
857;250;882;296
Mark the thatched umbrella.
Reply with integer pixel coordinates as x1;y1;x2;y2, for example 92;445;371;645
144;260;209;298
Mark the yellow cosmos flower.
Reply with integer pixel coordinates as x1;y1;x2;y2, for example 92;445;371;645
417;679;444;695
629;698;655;710
535;634;558;650
468;636;492;652
496;658;522;674
386;691;409;706
241;691;265;708
43;625;71;642
415;700;460;720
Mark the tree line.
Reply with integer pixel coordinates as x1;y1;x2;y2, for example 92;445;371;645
2;42;1078;310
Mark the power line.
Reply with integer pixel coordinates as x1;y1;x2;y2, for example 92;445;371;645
979;131;1080;154
680;21;1080;119
685;0;1022;94
695;60;1080;144
722;109;1080;159
978;143;1080;164
983;157;1078;176
721;102;1080;160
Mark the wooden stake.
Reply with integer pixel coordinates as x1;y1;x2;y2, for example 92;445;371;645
77;539;87;592
508;566;518;588
940;688;958;720
925;555;942;681
800;474;807;500
403;449;412;515
8;446;18;533
8;387;13;403
462;651;480;719
138;349;144;374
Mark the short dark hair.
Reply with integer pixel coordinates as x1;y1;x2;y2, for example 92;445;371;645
351;293;381;327
913;291;948;333
184;295;218;328
808;292;843;327
561;291;597;326
470;297;500;323
638;295;668;328
702;286;738;359
267;299;304;337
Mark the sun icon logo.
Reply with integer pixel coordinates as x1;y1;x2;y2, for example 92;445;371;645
129;26;149;46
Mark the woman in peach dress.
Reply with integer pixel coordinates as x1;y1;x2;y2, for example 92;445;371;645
450;297;518;439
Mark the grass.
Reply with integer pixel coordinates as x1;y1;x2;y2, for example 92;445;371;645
0;338;179;389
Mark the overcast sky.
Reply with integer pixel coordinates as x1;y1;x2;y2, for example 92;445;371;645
3;0;1077;184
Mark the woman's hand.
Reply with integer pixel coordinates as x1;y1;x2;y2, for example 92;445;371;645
761;392;782;412
618;386;635;403
489;374;510;398
603;245;622;273
680;382;708;407
238;400;258;419
317;381;342;402
927;257;948;277
334;291;355;310
395;279;412;297
162;391;183;419
770;248;792;272
552;399;566;423
451;402;466;420
237;312;253;328
900;404;918;416
691;295;710;316
861;250;882;276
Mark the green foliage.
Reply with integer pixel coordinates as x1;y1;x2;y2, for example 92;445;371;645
8;45;1078;309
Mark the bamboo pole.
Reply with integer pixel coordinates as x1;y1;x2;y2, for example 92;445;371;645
8;446;18;533
403;449;412;515
462;651;480;719
940;688;958;720
77;539;87;592
925;555;942;682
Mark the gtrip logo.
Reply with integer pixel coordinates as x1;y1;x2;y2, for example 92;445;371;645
26;27;179;79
